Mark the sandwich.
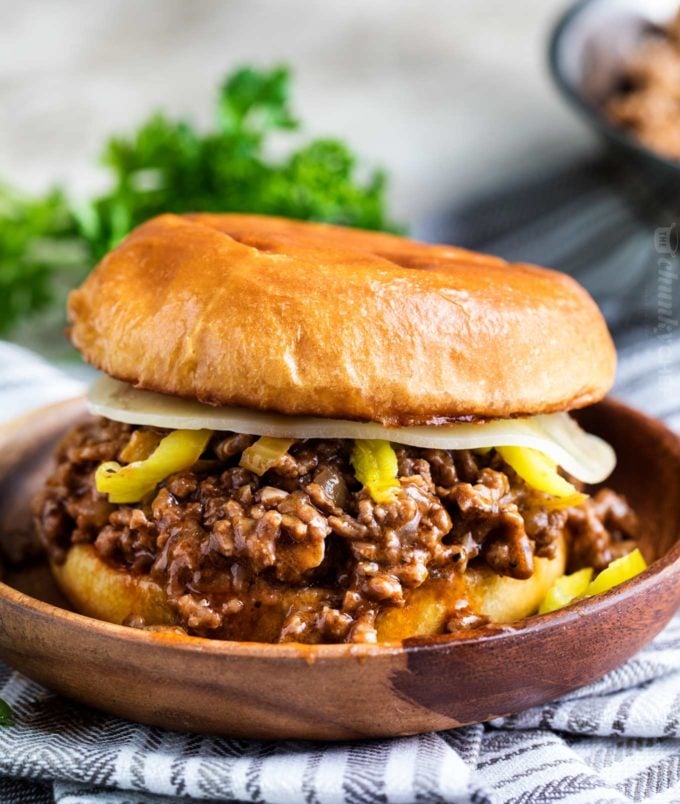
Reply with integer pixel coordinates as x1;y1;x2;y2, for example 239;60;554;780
33;213;639;644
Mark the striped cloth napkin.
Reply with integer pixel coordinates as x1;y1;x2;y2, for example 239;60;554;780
1;156;679;802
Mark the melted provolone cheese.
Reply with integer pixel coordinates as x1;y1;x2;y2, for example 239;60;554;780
87;375;616;484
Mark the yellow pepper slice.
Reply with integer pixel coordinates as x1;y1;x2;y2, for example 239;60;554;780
586;548;647;598
539;567;593;614
351;439;400;503
539;491;592;512
239;437;295;476
119;430;163;463
497;445;587;507
96;429;212;503
539;549;648;615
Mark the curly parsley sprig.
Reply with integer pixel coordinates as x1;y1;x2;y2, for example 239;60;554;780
0;698;13;726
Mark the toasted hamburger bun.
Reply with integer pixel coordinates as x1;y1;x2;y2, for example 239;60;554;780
68;214;615;425
51;537;566;643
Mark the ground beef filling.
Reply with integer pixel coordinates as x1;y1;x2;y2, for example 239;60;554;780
33;419;639;644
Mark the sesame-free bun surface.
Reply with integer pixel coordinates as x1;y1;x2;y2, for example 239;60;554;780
68;213;616;424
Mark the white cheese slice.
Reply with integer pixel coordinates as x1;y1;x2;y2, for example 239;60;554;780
87;375;616;484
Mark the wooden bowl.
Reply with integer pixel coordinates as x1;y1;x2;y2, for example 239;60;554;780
0;397;678;740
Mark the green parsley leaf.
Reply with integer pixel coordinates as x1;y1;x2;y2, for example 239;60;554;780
0;185;87;333
0;698;13;726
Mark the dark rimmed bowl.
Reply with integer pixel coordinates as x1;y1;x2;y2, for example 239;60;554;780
0;396;678;740
549;0;680;191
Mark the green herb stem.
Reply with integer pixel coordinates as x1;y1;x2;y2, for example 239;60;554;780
0;698;13;726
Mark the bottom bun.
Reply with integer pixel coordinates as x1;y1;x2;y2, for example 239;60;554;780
51;537;566;642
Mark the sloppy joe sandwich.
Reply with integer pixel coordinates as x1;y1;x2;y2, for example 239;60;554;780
33;213;640;644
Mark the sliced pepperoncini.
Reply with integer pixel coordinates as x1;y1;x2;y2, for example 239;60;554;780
240;437;295;476
539;567;593;614
586;548;647;597
496;445;587;507
95;429;212;503
350;439;400;503
539;549;648;615
119;429;163;463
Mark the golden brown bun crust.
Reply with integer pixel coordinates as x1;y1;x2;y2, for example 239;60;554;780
68;213;616;424
50;540;566;643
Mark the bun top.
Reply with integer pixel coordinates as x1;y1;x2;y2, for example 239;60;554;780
68;213;616;425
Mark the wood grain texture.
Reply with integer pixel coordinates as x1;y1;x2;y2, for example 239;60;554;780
0;397;678;740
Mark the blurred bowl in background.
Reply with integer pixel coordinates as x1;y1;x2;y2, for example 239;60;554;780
549;0;680;187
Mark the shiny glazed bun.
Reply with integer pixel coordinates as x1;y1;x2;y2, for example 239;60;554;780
51;538;566;643
68;213;616;425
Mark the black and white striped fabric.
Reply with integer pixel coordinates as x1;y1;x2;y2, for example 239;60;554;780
0;156;679;802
